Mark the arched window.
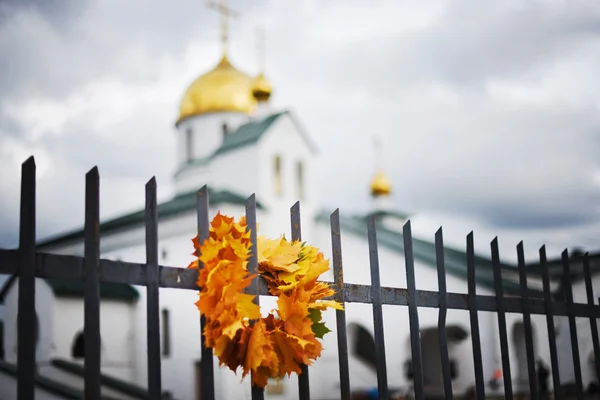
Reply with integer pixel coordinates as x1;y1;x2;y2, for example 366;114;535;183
274;156;282;196
296;161;304;200
350;324;376;370
72;331;85;359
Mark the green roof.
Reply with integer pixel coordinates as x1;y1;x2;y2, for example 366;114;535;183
214;111;285;157
45;278;139;301
314;211;542;296
37;187;260;249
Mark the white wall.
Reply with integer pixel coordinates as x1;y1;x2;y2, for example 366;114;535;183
51;298;137;381
100;204;253;400
175;111;252;195
257;113;317;242
209;145;260;197
3;278;55;364
2;277;137;383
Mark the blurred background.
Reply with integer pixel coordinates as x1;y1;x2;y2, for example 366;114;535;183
1;0;599;326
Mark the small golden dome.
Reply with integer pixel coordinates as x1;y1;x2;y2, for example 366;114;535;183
177;55;257;123
252;72;272;102
370;170;392;197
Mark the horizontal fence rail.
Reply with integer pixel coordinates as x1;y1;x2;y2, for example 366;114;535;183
1;252;598;317
1;157;600;400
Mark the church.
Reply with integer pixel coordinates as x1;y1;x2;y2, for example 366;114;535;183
1;3;600;399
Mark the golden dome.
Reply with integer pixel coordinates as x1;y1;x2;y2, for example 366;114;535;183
251;72;272;102
177;55;257;123
370;170;392;197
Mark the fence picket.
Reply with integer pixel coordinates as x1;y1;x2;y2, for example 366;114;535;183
197;186;215;400
84;167;101;400
491;238;513;399
540;246;561;399
290;201;311;400
563;250;583;398
330;210;350;400
434;228;453;400
403;221;424;400
145;178;162;399
466;232;485;399
246;195;265;400
17;157;36;400
517;242;538;399
367;216;388;400
583;253;600;386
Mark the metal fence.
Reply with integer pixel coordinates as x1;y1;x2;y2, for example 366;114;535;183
1;156;600;400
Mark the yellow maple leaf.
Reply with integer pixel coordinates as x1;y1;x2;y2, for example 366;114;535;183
271;329;303;377
236;293;261;320
309;300;344;311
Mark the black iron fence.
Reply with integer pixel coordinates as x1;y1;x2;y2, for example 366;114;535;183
1;156;600;400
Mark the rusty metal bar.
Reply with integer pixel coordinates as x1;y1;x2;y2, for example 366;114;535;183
291;201;310;400
3;248;600;318
197;186;214;400
540;246;560;399
435;228;452;400
563;250;583;398
467;232;485;399
84;167;101;400
247;195;265;400
404;221;424;400
145;177;162;399
491;238;512;399
330;210;351;400
367;216;388;400
17;157;36;400
517;242;538;399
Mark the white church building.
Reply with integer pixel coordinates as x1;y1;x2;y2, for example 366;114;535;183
1;11;600;400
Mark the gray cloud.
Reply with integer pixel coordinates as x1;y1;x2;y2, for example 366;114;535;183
0;0;270;104
1;0;600;259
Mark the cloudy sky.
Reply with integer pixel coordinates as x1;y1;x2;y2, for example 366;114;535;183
1;0;599;265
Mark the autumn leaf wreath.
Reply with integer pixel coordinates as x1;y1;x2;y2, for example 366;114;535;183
187;212;343;388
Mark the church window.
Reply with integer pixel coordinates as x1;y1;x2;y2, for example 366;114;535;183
404;359;414;380
352;324;376;370
296;161;304;200
162;309;171;357
222;122;228;138
450;360;458;379
72;331;85;359
186;127;193;162
274;156;282;196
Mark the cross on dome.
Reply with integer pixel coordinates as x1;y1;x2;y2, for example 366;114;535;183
207;0;240;55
